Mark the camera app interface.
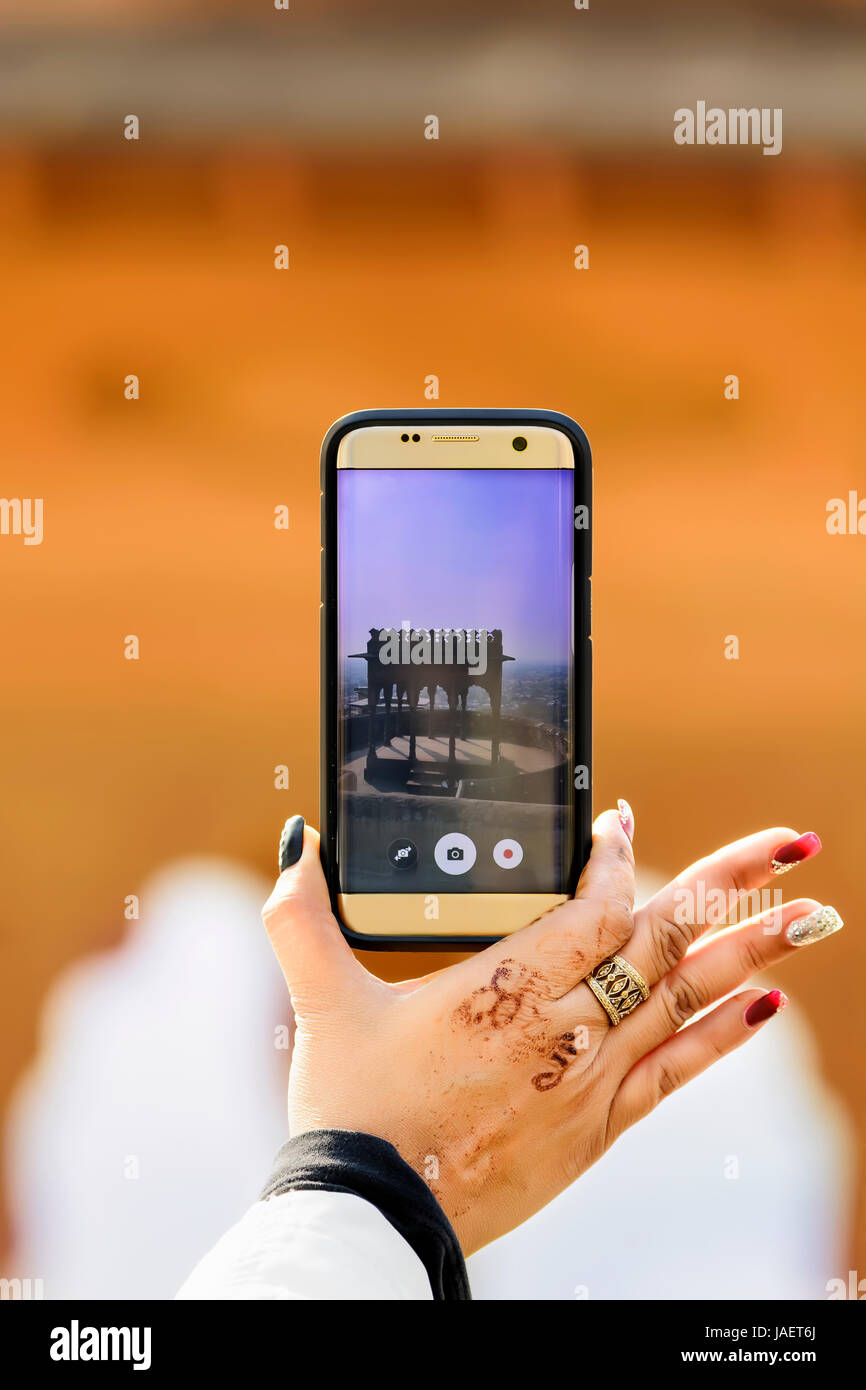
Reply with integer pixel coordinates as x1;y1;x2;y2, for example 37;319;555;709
337;466;574;893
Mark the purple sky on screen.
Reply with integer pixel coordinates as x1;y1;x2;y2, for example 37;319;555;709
338;469;572;659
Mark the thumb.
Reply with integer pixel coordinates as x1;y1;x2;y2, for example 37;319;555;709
573;804;636;961
262;818;362;1005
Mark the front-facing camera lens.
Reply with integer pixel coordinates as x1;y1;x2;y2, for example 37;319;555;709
512;436;528;452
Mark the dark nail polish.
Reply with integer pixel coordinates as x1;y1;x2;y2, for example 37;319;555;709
770;831;822;875
278;816;305;872
745;989;788;1028
617;798;634;843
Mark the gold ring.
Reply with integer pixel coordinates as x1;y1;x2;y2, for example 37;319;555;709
586;954;650;1026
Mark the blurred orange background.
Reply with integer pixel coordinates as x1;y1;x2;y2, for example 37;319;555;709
1;0;864;1279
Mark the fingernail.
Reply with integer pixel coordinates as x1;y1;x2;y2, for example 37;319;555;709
617;799;634;843
278;816;305;872
770;831;822;875
785;904;843;947
745;989;788;1028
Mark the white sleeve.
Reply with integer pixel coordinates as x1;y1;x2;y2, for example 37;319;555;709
176;1130;470;1301
177;1189;432;1301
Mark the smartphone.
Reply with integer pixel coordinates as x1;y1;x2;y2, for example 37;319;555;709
320;409;591;950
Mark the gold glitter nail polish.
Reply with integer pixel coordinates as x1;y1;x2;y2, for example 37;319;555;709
785;905;843;947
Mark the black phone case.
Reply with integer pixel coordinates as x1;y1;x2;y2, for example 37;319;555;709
320;407;592;951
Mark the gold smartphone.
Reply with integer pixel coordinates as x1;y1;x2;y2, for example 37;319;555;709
320;409;592;950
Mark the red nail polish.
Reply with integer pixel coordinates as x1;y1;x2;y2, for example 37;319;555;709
617;799;634;843
745;989;788;1027
770;831;822;875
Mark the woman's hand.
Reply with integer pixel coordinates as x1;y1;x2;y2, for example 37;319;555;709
262;811;839;1256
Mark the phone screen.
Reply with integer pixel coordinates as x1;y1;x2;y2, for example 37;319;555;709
336;463;575;894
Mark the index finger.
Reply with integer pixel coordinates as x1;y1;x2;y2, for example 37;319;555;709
626;827;822;984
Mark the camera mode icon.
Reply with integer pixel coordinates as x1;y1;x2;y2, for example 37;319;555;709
434;833;476;876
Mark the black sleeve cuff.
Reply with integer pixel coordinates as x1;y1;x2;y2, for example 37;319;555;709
260;1129;471;1301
